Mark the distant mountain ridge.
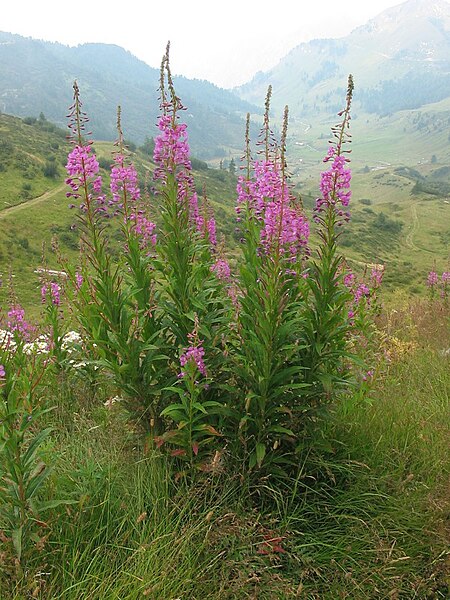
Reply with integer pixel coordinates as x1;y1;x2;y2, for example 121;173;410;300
237;0;450;118
3;0;450;159
0;32;260;159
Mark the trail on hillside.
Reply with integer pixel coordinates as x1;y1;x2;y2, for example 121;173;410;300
0;184;66;220
405;203;419;251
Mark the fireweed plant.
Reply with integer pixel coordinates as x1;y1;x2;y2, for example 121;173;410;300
60;59;366;476
149;48;230;458
0;308;55;574
230;91;311;473
300;77;355;402
427;267;449;301
40;278;67;370
64;90;171;434
62;47;229;452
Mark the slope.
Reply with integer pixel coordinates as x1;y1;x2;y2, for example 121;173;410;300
0;32;260;159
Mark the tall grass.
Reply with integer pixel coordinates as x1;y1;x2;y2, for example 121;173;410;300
2;302;447;599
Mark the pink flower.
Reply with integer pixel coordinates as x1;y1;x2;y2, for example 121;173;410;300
211;258;231;282
427;271;438;287
180;345;207;378
110;155;140;205
65;145;100;200
314;146;352;224
7;306;34;341
207;217;217;246
153;100;218;247
66;145;99;180
362;369;374;381
354;283;370;303
179;318;207;378
153;115;191;179
344;272;355;288
0;364;5;378
260;200;309;259
237;159;309;260
131;213;157;246
371;266;384;287
75;272;83;290
41;282;61;306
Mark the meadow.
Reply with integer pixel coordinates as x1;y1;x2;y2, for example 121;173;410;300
0;52;449;600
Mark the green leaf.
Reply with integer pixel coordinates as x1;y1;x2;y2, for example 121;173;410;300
256;442;266;467
12;527;22;560
22;427;53;469
160;408;186;422
162;386;185;398
37;499;78;513
268;425;296;437
25;465;51;500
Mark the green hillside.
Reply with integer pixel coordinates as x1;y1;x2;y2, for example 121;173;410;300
0;114;239;314
0;106;449;313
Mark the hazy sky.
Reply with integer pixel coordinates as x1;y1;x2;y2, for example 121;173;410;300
4;0;410;87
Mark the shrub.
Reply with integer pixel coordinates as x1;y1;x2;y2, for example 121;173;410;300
43;161;58;178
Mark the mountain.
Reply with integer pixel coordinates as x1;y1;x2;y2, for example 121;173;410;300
0;32;260;159
237;0;450;118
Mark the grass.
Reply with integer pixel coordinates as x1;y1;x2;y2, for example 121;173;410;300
1;300;448;599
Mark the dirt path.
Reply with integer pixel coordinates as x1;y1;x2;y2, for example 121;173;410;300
0;183;66;220
405;203;419;250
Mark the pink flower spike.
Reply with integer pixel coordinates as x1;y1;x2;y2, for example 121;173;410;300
75;272;83;290
211;258;231;282
427;271;438;287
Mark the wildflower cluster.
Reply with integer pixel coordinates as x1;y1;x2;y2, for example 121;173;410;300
66;144;101;200
55;63;374;476
344;265;385;322
314;146;352;224
7;305;35;341
41;282;61;306
110;154;140;205
237;104;309;263
154;114;191;180
153;62;216;246
66;84;143;221
211;258;231;282
427;268;449;299
65;84;104;216
179;344;207;378
179;321;207;378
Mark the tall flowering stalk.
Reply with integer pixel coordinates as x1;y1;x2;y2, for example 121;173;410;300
153;44;228;365
343;264;385;400
427;267;449;301
0;308;59;575
40;278;66;369
146;45;231;461
63;85;167;433
300;75;355;399
231;93;310;473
